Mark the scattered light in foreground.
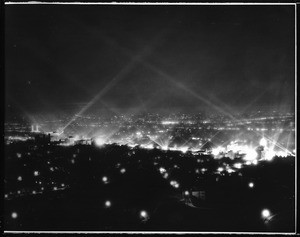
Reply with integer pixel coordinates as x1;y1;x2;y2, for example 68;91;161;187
248;182;254;188
105;200;111;208
140;210;149;220
11;212;18;219
159;167;166;174
120;168;126;174
233;163;242;169
170;180;180;188
262;209;271;218
102;176;108;183
33;171;39;176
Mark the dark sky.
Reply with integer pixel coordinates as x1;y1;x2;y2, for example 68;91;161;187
5;4;295;116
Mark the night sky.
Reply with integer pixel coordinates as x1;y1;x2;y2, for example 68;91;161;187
5;4;295;116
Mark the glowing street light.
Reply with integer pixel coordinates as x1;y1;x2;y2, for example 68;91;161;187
105;200;111;208
102;176;108;184
33;171;39;176
11;212;18;219
262;209;271;218
140;210;149;221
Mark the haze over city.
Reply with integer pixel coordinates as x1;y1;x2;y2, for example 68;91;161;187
4;3;296;234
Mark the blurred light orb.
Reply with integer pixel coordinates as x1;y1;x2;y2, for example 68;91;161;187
262;209;271;218
33;171;39;176
102;176;108;183
140;210;148;218
105;200;111;208
17;176;22;181
184;191;189;196
120;168;126;174
11;212;18;219
248;182;254;188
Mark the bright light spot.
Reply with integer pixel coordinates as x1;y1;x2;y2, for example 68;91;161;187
233;163;242;169
11;212;18;219
265;149;275;161
16;153;22;158
260;138;267;147
33;171;39;176
244;148;257;161
227;168;235;173
120;168;126;174
53;186;57;191
245;161;251;165
212;146;225;156
71;159;75;164
140;210;148;218
32;190;36;194
161;145;169;151
248;182;254;188
184;191;189;196
159;167;166;174
179;147;188;153
262;209;271;218
252;159;258;165
163;173;169;179
217;167;224;172
17;176;22;181
102;176;108;183
105;200;111;208
95;137;105;146
161;121;179;125
170;180;179;188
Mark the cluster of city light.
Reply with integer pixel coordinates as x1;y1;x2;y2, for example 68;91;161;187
161;121;179;125
170;180;180;188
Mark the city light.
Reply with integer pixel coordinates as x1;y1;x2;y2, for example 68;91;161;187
120;168;126;174
33;171;40;176
102;176;108;184
95;137;105;147
212;146;225;156
179;146;189;153
244;148;257;161
11;212;18;219
259;137;267;147
262;209;271;218
105;200;111;208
